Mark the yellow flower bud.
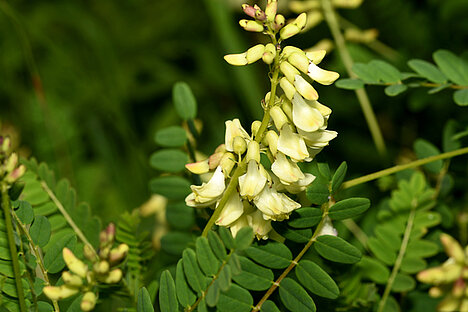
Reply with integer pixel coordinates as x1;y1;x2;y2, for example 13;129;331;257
83;245;96;262
265;130;279;157
239;19;264;32
280;23;301;40
246;44;265;64
185;159;210;174
270;106;289;130
251;120;262;137
224;53;248;66
332;0;363;9
307;62;340;85
220;152;236;176
274;14;285;31
282;99;294;121
280;61;301;83
233;136;247;155
262;43;276;65
5;165;25;183
1;137;11;153
440;233;465;263
279;77;296;101
265;0;277;22
438;295;460;312
103;268;123;284
289;0;320;13
288;52;310;73
5;152;18;173
282;46;304;58
293;13;308;30
304;11;323;31
294;75;319;100
246;141;260;163
63;248;88;278
93;261;110;274
139;194;168;217
305;50;326;64
43;285;79;301
109;243;129;264
81;292;97;312
428;286;443;298
62;271;83;287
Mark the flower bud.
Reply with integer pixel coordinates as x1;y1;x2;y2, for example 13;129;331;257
279;77;296;101
344;28;378;43
270;106;289;130
289;53;310;74
83;245;96;262
185;159;210;174
246;44;265;64
453;278;465;297
225;119;250;152
280;61;300;83
289;0;320;13
438;295;460;312
332;0;363;9
254;8;267;21
81;292;97;312
62;271;83;287
224;52;248;66
233;136;247;155
307;62;340;85
294;75;319;101
5;165;26;184
220;152;236;176
139;194;168;217
440;233;465;263
251;120;262;137
93;260;110;274
63;248;88;278
246;141;260;163
305;50;326;64
103;268;123;284
43;285;79;301
239;19;264;32
265;130;279;157
1;137;10;153
282;46;304;58
282;99;294;121
428;286;443;298
280;23;301;40
262;43;276;65
265;0;277;22
109;243;129;264
5;153;18;173
293;13;308;30
273;14;285;31
242;4;256;18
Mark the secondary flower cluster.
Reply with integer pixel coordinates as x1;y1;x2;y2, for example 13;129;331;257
185;0;338;239
0;136;26;185
417;234;468;311
43;224;128;311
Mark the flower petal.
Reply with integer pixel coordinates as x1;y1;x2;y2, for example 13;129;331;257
292;93;324;132
277;125;309;161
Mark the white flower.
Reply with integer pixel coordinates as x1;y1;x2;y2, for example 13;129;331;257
229;215;249;238
307;62;340;85
239;160;267;200
246;210;272;239
271;152;305;185
298;129;338;148
254;185;301;220
185;166;225;207
317;216;338;237
284;173;316;194
225;119;250;152
292;93;324;132
216;191;244;226
277;125;309;161
294;75;319;100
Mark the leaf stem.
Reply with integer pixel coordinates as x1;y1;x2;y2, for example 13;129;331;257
377;203;417;312
41;181;99;260
342;146;468;189
11;212;60;311
252;200;333;311
1;182;27;312
321;0;387;157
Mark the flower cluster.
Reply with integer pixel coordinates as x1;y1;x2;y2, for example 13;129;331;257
417;234;468;311
0;136;26;186
43;224;128;311
185;0;339;239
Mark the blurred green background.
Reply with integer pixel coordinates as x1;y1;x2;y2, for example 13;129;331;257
1;0;468;223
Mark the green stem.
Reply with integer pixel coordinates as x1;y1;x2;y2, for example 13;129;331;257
12;212;60;311
342;147;468;189
41;181;99;260
201;42;280;237
377;204;416;312
187;250;234;311
321;0;387;157
1;183;27;312
252;199;333;311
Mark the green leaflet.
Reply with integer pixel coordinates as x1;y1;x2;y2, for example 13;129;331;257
196;237;220;276
217;283;253;312
454;89;468;106
295;260;339;299
182;248;206;293
176;259;196;308
407;59;447;84
328;198;370;221
314;235;361;264
245;242;292;269
154;126;187;147
172;82;198;120
433;50;468;86
149;176;191;200
234;227;254;250
288;207;322;228
149;149;189;173
15;201;34;224
43;232;77;273
29;215;51;248
306;178;329;205
272;222;312;243
358;256;390;284
159;271;178;312
208;231;227;261
232;256;273;291
161;232;194;256
391;273;416;292
384;84;407;96
205;278;220;307
261;300;281;312
218;226;235;250
413;139;443;174
331;161;347;194
279;277;316;312
137;287;155;312
166;203;195;230
334;78;364;90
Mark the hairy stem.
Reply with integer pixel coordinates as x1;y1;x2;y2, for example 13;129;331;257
342;146;468;189
321;0;387;157
1;183;27;312
377;203;417;312
11;212;60;311
252;200;333;311
41;181;98;260
188;250;234;311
